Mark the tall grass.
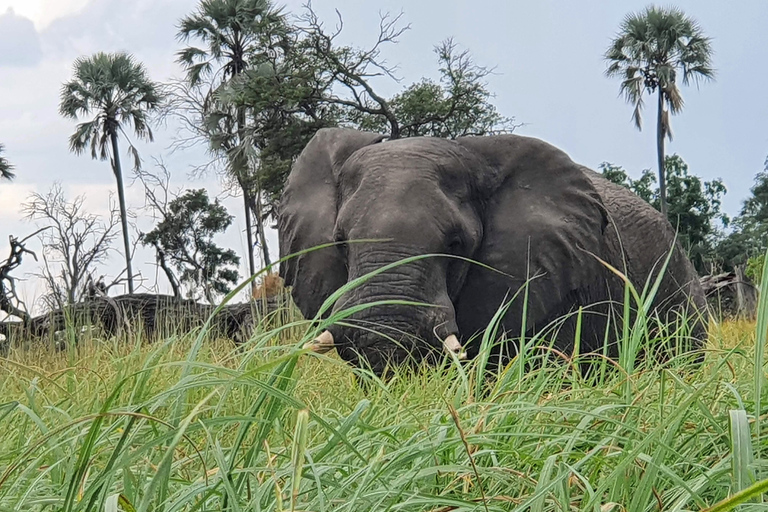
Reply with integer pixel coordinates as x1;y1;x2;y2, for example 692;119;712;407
0;251;767;511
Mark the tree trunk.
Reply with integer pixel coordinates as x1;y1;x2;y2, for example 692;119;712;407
236;108;257;290
253;191;271;267
656;88;668;218
110;130;135;294
153;241;180;298
242;188;256;280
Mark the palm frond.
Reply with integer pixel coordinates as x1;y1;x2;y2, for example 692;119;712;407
661;108;674;141
176;0;285;86
0;144;15;180
68;120;98;156
662;82;684;115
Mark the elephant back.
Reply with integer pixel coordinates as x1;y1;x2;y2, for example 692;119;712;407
582;168;708;345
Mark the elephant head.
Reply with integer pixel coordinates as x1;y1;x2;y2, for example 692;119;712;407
279;128;611;374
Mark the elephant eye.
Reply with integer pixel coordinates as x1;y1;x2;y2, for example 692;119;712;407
447;235;463;255
333;232;348;257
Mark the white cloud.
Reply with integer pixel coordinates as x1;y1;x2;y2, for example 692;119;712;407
0;8;42;67
0;0;90;30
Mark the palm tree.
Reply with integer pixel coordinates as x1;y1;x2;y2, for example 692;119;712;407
605;5;714;217
0;144;14;180
177;0;284;276
59;52;162;294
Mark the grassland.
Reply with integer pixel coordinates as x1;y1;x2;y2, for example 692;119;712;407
1;273;768;511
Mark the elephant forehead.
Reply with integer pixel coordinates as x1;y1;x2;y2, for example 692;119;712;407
338;138;486;192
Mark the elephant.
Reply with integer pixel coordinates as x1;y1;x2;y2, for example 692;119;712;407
278;127;708;374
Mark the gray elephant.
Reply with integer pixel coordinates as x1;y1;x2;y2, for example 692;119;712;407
278;128;707;374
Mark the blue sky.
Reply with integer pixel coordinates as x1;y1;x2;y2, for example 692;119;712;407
0;0;766;307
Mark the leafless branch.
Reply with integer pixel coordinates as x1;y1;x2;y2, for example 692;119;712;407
0;228;50;322
132;160;183;298
22;184;120;309
297;1;410;138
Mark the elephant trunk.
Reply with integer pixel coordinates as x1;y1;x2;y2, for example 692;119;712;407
322;245;463;374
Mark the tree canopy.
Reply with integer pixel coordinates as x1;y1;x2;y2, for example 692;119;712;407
140;189;241;303
713;167;768;272
207;7;515;223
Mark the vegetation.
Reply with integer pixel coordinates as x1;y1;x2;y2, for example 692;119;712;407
176;0;288;272
22;184;119;308
0;143;13;180
344;38;514;139
170;1;515;257
715;169;768;272
0;255;767;510
605;5;714;217
2;2;768;510
140;188;240;303
59;52;163;295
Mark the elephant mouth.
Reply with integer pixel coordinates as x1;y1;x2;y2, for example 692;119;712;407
304;329;466;361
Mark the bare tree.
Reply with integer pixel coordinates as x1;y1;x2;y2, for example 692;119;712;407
0;228;49;322
160;77;273;270
23;184;120;309
159;79;228;176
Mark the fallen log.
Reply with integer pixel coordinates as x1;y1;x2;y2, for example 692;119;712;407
0;293;285;348
700;267;758;320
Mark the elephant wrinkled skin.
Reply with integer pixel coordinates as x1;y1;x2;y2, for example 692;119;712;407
278;128;707;374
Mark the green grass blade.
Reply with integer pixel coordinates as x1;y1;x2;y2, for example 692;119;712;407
728;409;755;494
754;248;768;463
290;409;309;512
703;476;768;512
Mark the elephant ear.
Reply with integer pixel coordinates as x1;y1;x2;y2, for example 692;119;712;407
453;135;609;342
278;128;386;319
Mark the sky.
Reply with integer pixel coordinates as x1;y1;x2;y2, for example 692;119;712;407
0;0;766;313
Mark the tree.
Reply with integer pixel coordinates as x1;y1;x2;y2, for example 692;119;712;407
605;6;714;217
0;143;14;180
140;188;240;303
600;155;727;273
177;0;287;273
663;155;727;270
299;7;514;140
348;39;513;139
59;52;162;295
209;23;341;221
223;6;514;219
22;184;120;309
714;166;768;271
741;169;768;225
0;229;48;322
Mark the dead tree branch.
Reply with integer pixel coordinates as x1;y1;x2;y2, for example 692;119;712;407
0;228;49;322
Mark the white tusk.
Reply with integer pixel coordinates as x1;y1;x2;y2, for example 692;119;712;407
303;330;335;354
443;334;467;360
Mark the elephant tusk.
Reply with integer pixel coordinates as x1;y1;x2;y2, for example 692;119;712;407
443;334;467;360
303;330;335;354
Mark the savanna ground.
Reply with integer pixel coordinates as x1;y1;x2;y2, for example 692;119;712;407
1;274;768;511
